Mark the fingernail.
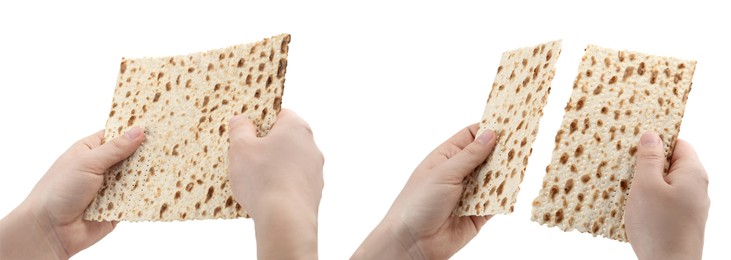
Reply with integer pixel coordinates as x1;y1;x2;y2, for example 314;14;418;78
475;130;495;145
125;127;141;140
640;132;660;146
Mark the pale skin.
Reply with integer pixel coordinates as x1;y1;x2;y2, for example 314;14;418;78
0;127;145;259
0;122;709;259
353;124;497;259
352;127;710;259
625;132;710;260
0;109;325;260
228;109;324;259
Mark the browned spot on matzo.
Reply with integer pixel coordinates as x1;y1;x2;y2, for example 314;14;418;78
84;34;291;221
531;45;695;242
454;40;562;216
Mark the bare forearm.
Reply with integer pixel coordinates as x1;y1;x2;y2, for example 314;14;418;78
253;203;318;259
638;250;702;260
635;238;703;260
352;218;423;260
0;203;67;260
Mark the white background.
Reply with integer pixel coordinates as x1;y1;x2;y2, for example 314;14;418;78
1;1;728;259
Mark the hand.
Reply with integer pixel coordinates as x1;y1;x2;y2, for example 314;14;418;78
625;132;710;260
228;109;324;259
0;127;144;259
353;124;496;259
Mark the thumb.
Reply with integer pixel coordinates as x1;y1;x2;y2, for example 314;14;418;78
438;130;496;181
86;127;144;173
228;114;257;142
633;132;667;187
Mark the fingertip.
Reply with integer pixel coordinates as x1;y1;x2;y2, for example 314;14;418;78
87;127;145;173
229;114;247;127
639;132;661;147
475;129;495;145
124;126;144;141
439;130;496;181
633;131;667;186
123;127;145;150
228;114;257;140
229;114;252;130
467;123;480;133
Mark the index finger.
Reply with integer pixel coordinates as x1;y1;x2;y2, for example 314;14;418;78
267;108;313;137
70;130;105;154
420;124;480;169
670;139;701;165
668;139;708;184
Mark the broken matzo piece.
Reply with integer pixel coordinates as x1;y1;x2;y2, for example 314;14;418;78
455;40;562;216
531;45;695;241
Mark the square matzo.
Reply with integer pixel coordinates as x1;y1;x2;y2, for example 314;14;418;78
84;34;291;221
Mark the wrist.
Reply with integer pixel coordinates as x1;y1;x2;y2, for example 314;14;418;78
0;202;68;260
635;243;703;260
637;252;701;260
632;228;704;260
248;192;319;221
352;216;424;260
251;197;319;259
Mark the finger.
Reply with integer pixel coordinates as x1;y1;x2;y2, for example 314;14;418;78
442;124;481;151
436;129;496;182
667;139;708;185
470;215;492;232
81;221;117;251
633;132;668;187
229;114;258;141
69;130;105;154
420;124;480;169
432;124;480;157
670;139;701;166
268;108;313;136
84;126;144;174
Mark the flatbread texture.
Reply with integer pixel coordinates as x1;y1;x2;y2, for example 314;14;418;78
455;41;562;216
83;34;291;221
531;45;695;241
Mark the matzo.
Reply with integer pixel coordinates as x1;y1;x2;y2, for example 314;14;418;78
84;34;291;221
455;41;562;216
531;45;695;241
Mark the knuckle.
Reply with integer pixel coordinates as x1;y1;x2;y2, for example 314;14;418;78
72;139;86;149
289;120;313;137
463;143;484;156
109;137;127;150
638;149;666;166
639;150;665;161
692;166;710;187
317;149;325;165
78;153;103;173
302;122;314;135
